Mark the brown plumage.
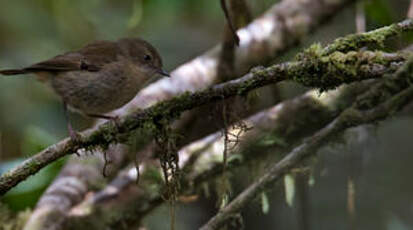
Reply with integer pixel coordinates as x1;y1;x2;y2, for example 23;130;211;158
1;38;169;139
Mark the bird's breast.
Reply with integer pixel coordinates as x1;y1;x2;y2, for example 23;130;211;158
50;62;144;114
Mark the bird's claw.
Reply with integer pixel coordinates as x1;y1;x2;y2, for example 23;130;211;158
68;128;82;156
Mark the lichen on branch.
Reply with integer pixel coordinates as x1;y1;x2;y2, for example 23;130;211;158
0;19;412;196
199;54;413;230
322;19;413;55
294;46;406;91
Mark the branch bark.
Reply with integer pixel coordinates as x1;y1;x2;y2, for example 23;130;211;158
0;1;409;230
199;55;413;230
2;17;412;194
1;44;408;196
65;49;413;229
63;82;371;229
21;0;362;229
218;0;252;80
59;47;412;228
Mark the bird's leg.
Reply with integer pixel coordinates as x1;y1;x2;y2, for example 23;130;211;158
86;113;121;129
63;102;81;144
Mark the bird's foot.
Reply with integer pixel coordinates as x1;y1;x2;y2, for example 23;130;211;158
69;130;82;143
110;115;121;130
67;125;82;156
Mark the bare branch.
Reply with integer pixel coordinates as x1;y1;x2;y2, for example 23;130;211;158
218;0;252;80
220;0;240;46
22;145;128;230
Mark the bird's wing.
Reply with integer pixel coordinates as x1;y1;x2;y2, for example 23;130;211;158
24;53;85;72
24;40;121;73
0;53;84;75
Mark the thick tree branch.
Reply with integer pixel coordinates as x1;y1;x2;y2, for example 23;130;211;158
21;0;360;228
62;42;412;228
63;82;370;229
2;18;412;194
199;55;413;230
0;46;407;196
67;49;413;228
21;146;127;230
322;19;413;55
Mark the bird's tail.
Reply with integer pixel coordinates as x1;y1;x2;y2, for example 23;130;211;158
0;69;28;75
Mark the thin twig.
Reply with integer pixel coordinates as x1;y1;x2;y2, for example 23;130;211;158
218;0;252;81
220;0;241;46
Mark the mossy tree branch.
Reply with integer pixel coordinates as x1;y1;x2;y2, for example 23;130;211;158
22;1;362;229
199;55;413;230
0;19;412;196
66;82;373;230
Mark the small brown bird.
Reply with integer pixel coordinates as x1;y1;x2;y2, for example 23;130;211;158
0;38;169;140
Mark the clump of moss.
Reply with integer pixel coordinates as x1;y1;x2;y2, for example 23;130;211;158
322;22;403;55
292;42;404;92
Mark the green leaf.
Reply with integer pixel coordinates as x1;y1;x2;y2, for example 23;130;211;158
259;134;287;147
308;173;315;187
284;174;295;207
260;192;270;214
219;193;229;209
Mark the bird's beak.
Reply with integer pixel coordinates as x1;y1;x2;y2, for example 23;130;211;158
157;69;170;77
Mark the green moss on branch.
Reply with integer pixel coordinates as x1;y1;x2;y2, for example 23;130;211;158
294;46;406;91
1;19;412;196
322;19;413;55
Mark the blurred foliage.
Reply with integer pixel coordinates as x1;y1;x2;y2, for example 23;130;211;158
21;126;58;156
365;0;395;25
0;157;66;211
0;125;63;211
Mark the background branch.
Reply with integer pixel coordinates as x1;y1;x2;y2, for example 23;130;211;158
218;0;252;81
63;81;371;229
1;45;408;196
20;1;361;229
1;1;412;230
199;54;413;230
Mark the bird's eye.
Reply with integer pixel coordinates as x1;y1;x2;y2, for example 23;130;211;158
144;55;152;61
